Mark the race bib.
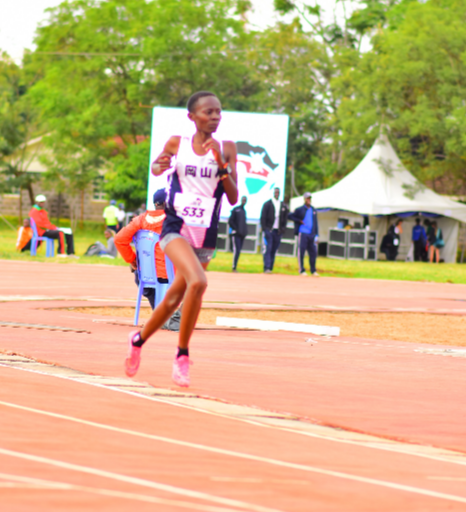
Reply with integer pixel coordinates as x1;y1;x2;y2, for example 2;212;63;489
174;192;216;227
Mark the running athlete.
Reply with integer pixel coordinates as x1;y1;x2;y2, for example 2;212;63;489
125;91;238;387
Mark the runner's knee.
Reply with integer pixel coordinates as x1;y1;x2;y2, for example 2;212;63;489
188;274;207;296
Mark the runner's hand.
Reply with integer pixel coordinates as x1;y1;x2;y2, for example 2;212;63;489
151;153;172;175
203;138;225;168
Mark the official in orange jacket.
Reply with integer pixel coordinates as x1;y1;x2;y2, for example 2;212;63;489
29;195;76;256
114;189;169;309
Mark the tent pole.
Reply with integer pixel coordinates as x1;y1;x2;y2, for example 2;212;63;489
461;223;465;264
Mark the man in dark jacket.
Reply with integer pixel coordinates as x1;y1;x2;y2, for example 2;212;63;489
288;192;319;276
229;196;248;272
260;187;289;273
412;218;427;261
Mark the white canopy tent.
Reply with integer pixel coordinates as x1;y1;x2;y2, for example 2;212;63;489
290;134;466;262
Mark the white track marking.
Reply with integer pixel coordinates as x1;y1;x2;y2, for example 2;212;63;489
0;450;282;512
1;358;466;470
1;405;466;505
0;472;252;512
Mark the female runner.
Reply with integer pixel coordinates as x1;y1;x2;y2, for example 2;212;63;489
125;91;238;387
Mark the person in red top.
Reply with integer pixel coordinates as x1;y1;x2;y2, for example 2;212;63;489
114;189;169;310
16;218;33;252
29;195;76;256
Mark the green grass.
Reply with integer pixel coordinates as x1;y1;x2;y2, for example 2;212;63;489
1;216;466;283
208;251;466;284
0;216;127;267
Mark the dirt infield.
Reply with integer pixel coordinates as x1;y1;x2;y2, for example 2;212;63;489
59;306;466;346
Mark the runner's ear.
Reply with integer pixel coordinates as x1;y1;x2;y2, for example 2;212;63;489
187;112;195;122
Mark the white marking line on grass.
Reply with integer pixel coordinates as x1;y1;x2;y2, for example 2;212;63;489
1;358;466;470
0;473;249;512
2;402;466;506
0;450;281;512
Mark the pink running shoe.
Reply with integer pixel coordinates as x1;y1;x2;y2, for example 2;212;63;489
125;330;142;377
172;355;192;387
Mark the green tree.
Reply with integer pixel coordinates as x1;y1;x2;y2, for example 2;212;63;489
0;52;41;221
27;0;258;205
270;0;409;193
338;0;466;193
104;138;150;209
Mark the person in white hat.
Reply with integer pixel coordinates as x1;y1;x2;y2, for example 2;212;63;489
29;195;77;257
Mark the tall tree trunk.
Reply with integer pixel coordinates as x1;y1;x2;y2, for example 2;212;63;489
56;192;62;225
26;183;35;206
18;188;23;224
80;189;84;229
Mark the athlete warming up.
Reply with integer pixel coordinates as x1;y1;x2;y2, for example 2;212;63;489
125;91;238;387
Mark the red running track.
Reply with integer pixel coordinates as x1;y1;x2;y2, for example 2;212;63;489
0;260;466;511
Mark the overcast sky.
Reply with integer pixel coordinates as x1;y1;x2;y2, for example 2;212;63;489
0;0;356;62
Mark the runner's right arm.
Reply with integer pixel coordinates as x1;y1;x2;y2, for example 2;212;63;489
151;136;181;176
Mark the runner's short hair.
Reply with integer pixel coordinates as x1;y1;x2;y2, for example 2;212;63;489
187;91;218;113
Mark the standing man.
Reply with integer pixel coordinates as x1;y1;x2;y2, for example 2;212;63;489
29;195;77;257
117;203;126;232
260;187;289;274
229;196;248;272
289;192;319;276
103;199;119;232
412;218;427;262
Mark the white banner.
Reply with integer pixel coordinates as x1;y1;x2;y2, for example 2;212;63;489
147;107;289;220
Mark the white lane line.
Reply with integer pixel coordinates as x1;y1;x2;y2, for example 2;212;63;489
2;361;466;469
1;404;466;505
0;472;251;512
0;450;282;512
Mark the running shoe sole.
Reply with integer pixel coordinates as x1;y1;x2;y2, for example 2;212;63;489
125;330;142;377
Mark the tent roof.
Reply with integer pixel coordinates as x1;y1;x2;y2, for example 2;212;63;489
291;134;466;223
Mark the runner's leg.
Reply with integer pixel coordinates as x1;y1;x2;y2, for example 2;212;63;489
141;237;207;349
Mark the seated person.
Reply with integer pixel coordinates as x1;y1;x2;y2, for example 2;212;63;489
16;218;33;252
29;194;77;257
84;229;117;258
114;189;180;331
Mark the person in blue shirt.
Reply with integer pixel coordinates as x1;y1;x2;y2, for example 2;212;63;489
412;218;427;262
288;192;319;276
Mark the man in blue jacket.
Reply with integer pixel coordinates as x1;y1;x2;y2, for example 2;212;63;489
412;217;427;261
289;192;319;276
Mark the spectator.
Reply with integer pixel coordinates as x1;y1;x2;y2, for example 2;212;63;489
84;229;117;258
429;221;444;263
260;187;289;273
114;189;180;331
289;192;319;276
381;219;402;261
117;203;126;232
412;218;427;262
103;200;119;232
16;218;33;252
229;196;248;272
29;195;77;257
135;202;146;216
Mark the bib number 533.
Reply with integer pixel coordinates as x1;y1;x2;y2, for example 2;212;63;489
174;192;216;227
182;206;205;218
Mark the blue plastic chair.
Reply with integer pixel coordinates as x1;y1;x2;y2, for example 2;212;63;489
133;230;175;326
29;218;55;257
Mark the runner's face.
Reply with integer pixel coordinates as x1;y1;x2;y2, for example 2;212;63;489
190;96;222;133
